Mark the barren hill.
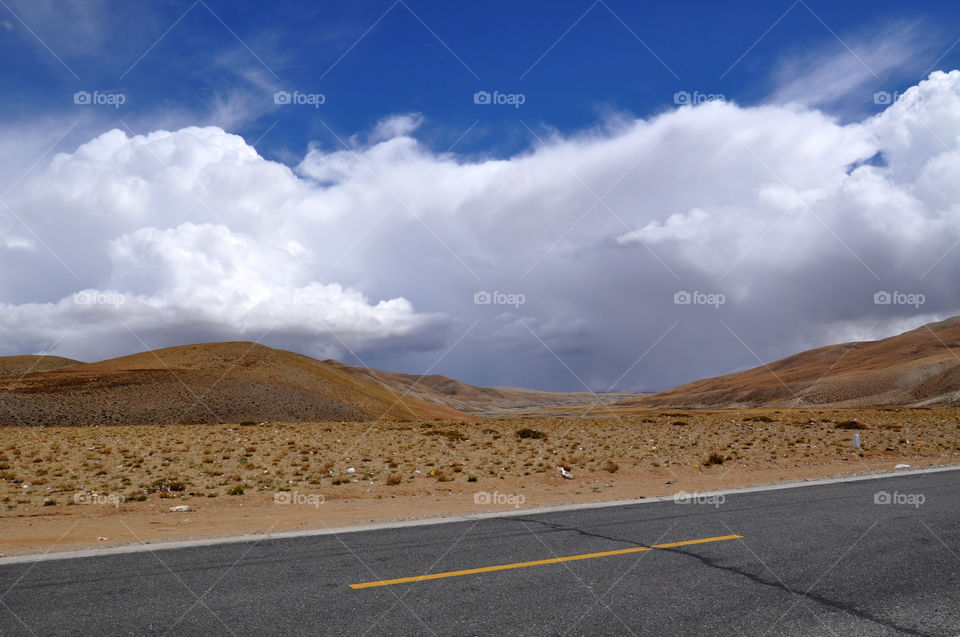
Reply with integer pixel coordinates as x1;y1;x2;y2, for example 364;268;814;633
0;355;81;377
623;316;960;408
0;342;465;426
329;362;631;415
8;315;953;425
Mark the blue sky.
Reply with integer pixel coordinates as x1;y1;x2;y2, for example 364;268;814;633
3;1;957;157
2;1;960;392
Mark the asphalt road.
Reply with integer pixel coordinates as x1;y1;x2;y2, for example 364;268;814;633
1;469;958;636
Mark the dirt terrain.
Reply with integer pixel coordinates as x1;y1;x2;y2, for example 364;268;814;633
0;343;634;426
6;315;960;430
0;355;81;377
332;361;634;415
623;316;960;408
1;407;956;556
0;342;466;426
2;319;960;555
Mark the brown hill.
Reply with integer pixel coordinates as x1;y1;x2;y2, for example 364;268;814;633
0;342;465;426
0;355;81;377
623;316;960;408
10;314;950;425
329;362;631;415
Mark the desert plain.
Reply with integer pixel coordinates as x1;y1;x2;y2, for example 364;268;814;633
2;407;957;556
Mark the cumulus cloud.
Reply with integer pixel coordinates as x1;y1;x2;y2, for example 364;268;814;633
3;71;960;389
0;127;452;362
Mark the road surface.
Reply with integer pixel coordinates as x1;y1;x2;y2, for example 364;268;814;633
1;468;958;635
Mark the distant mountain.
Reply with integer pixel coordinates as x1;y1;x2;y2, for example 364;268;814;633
8;316;952;426
0;342;465;426
621;316;960;408
328;361;631;415
0;355;81;377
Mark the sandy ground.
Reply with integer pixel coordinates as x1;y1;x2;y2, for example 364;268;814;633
1;407;958;556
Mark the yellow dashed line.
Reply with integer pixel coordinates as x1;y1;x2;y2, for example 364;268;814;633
349;534;742;589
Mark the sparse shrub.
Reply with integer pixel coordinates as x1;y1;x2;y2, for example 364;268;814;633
602;460;619;473
227;484;245;495
705;452;725;466
836;420;866;430
672;421;688;427
386;473;402;486
150;478;186;492
432;469;453;482
516;428;546;440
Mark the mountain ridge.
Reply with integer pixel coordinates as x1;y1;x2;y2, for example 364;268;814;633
621;316;960;408
0;342;465;426
4;315;960;425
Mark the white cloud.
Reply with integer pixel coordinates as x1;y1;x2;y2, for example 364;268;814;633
0;127;452;361
3;72;960;389
370;113;424;142
770;22;931;110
